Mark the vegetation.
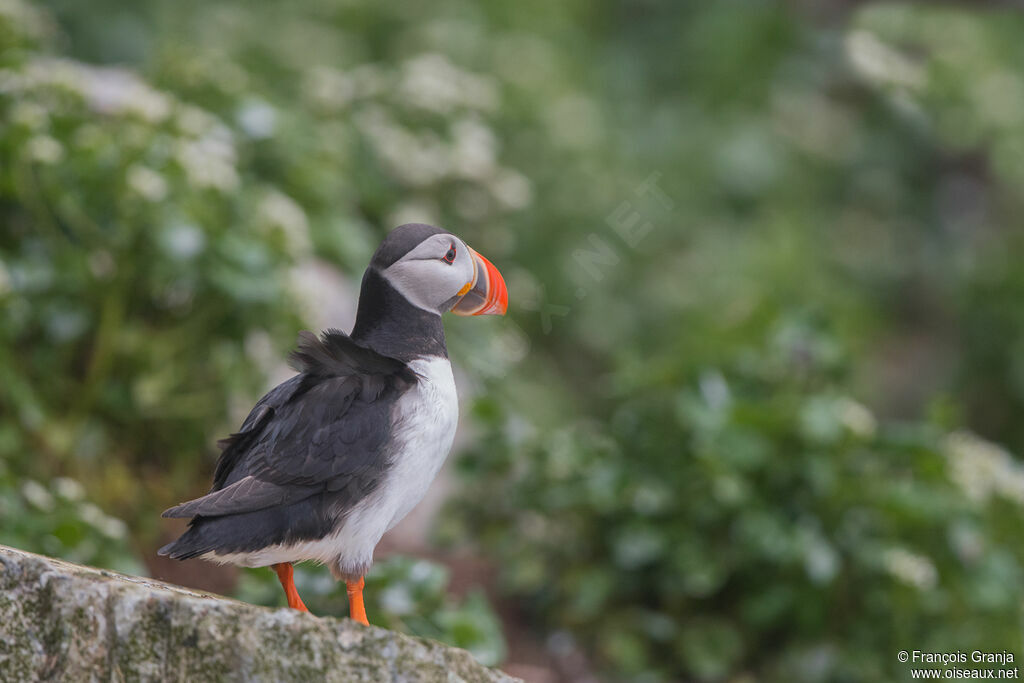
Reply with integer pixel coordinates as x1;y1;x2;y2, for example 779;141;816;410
2;0;1024;679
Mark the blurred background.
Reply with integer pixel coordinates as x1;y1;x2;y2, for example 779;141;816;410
2;0;1024;680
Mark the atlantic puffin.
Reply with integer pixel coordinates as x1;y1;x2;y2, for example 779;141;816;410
159;223;508;625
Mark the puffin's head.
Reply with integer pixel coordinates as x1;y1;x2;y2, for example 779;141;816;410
371;223;508;316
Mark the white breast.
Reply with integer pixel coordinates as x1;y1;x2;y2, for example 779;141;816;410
324;355;459;575
378;356;459;530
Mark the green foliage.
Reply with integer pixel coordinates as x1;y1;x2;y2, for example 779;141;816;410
0;467;141;575
452;319;1024;680
0;1;302;530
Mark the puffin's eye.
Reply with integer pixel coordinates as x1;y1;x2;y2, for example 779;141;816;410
442;245;457;264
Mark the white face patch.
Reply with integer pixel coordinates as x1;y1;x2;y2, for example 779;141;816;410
382;234;476;313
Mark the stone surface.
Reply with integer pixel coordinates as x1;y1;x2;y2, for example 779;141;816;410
0;545;519;683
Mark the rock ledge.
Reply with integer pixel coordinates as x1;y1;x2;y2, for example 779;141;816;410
0;544;517;682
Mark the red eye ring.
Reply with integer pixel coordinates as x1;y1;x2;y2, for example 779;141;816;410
442;245;456;264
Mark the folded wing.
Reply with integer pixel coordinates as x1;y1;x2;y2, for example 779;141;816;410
162;330;416;520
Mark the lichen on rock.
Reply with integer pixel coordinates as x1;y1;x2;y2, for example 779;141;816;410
0;545;518;682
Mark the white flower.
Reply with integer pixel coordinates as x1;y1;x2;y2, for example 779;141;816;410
26;135;63;163
78;502;105;527
409;560;434;582
78;501;126;537
949;523;984;563
946;431;1024;505
450;117;497;179
355;107;449;186
399;54;461;114
90;69;171;122
237;99;276;139
0;0;49;43
258;190;310;255
397;53;498;114
303;66;356;112
381;583;416;614
699;370;731;412
488;169;533;210
174;128;239;191
31;60;174;122
160;223;206;260
772;89;856;162
837;398;876;439
800;395;876;443
845;30;924;89
10;101;47;129
176;105;217;136
100;517;128;539
805;540;839;584
53;477;85;502
126;164;169;202
21;480;54;511
883;547;938;590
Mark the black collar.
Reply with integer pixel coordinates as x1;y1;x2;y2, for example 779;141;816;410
349;268;448;362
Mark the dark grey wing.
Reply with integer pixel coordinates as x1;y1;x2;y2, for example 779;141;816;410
162;330;416;519
208;373;305;492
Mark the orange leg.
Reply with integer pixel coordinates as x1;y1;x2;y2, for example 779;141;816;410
346;577;369;626
273;562;309;612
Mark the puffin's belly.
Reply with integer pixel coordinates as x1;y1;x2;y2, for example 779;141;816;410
384;356;459;528
332;356;458;570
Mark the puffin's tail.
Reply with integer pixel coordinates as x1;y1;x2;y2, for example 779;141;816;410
158;495;335;563
158;524;212;561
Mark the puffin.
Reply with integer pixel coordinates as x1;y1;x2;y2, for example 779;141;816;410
158;223;508;625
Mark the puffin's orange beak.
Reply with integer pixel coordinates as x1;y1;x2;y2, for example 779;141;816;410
451;247;508;316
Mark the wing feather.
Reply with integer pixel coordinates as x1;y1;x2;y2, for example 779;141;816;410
162;330;415;520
